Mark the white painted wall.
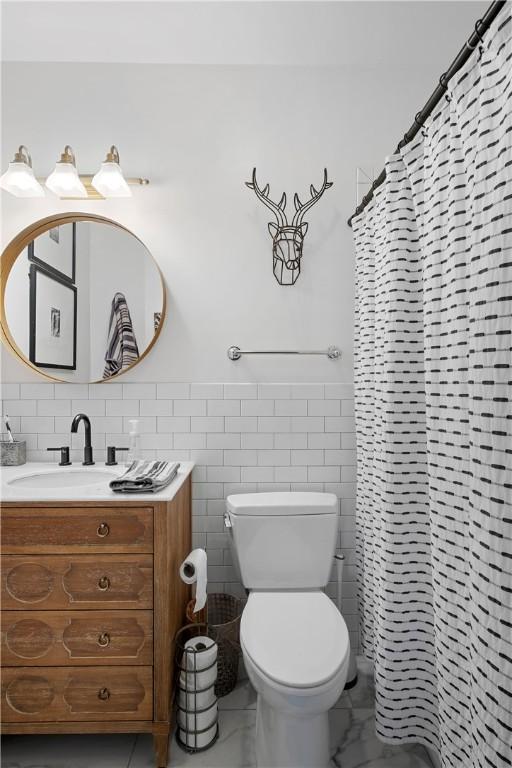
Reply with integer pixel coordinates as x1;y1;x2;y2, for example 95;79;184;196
0;2;487;383
1;62;348;382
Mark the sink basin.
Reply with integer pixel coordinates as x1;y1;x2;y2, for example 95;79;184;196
7;468;118;490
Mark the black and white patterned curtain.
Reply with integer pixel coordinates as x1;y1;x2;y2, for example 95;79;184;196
352;8;511;768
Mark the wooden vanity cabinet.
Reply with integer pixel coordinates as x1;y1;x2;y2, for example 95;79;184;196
0;475;191;768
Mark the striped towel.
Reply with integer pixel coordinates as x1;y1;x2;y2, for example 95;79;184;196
103;292;140;379
110;461;180;493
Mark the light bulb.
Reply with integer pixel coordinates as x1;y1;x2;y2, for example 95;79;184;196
46;145;87;198
92;146;131;198
0;146;44;198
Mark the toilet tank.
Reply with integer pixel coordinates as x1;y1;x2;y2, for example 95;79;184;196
226;492;338;589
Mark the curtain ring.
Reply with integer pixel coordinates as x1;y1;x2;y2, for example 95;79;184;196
414;112;427;137
400;131;410;149
467;19;484;50
439;73;451;102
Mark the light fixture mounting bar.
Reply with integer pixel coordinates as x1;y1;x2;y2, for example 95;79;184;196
35;175;150;200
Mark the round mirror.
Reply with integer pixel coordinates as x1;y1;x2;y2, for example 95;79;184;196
1;214;165;383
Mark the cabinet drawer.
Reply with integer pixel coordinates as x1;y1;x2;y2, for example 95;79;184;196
1;555;153;610
1;611;153;666
1;507;153;553
2;666;153;722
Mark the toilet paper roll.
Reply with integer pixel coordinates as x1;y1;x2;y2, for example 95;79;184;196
178;683;216;713
178;721;218;750
179;670;217;698
179;548;207;612
178;700;218;733
180;636;218;691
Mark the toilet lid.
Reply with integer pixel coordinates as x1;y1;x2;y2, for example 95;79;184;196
241;591;349;689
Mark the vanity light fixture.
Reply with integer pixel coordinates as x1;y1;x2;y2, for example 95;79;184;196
46;145;88;198
92;145;131;198
0;146;45;198
0;144;149;199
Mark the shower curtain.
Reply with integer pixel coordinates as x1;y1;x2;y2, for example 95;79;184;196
352;8;511;768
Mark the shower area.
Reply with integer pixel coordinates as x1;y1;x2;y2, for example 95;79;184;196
351;3;511;767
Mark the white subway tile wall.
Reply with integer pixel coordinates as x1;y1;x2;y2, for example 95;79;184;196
0;381;359;650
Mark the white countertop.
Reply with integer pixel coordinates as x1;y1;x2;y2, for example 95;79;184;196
0;461;194;503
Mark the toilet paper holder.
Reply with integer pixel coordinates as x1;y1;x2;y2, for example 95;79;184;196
175;623;219;754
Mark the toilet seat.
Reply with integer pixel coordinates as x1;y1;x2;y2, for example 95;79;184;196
240;591;349;690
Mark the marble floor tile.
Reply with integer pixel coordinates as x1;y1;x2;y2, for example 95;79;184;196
329;708;433;768
129;710;256;768
1;733;136;768
1;660;433;768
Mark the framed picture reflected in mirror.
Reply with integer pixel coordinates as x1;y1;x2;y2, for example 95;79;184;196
28;222;76;283
29;265;77;370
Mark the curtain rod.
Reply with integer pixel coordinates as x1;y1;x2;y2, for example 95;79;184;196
347;0;507;227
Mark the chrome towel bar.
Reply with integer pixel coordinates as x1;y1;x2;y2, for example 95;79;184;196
227;345;341;361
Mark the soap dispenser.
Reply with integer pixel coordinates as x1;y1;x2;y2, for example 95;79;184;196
126;418;140;467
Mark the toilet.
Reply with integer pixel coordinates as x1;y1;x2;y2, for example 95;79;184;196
225;492;350;768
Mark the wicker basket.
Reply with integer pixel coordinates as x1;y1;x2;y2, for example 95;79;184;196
186;593;243;697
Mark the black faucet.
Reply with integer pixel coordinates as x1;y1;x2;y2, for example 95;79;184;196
71;413;95;465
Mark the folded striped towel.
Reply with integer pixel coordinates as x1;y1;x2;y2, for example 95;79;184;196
110;460;180;493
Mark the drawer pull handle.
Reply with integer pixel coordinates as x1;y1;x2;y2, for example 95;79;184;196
98;687;110;701
98;632;110;647
97;522;110;537
98;576;111;591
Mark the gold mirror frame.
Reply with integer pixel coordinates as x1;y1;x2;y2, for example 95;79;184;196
0;212;166;383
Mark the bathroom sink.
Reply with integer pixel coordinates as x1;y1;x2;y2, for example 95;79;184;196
7;468;118;490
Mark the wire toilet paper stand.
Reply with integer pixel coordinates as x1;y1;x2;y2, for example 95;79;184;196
175;623;219;753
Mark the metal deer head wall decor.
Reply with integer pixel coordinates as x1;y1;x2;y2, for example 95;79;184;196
246;168;333;285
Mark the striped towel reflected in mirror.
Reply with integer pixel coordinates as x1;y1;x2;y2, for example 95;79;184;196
110;461;180;493
103;291;140;379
